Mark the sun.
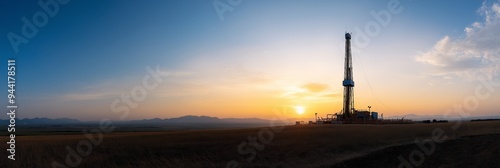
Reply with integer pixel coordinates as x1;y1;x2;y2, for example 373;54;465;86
294;106;305;115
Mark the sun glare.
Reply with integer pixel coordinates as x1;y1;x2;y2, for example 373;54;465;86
295;106;305;115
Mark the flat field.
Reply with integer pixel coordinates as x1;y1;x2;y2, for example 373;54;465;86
1;121;499;167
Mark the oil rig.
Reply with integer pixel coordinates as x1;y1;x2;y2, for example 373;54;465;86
341;32;356;121
316;33;379;124
295;33;413;125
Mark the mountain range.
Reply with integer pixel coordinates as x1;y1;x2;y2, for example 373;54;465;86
0;115;277;126
2;114;499;126
385;114;500;121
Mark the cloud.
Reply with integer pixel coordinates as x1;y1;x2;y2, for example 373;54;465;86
320;92;340;98
166;71;194;77
62;92;117;101
152;66;278;100
60;80;126;101
416;1;500;80
301;83;329;92
60;68;172;101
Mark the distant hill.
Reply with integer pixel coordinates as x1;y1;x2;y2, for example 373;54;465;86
2;114;499;126
124;115;272;125
385;114;500;121
0;115;275;126
221;117;272;123
168;115;223;123
0;117;82;125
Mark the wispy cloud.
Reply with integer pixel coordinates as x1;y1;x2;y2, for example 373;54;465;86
281;82;339;103
62;92;117;101
60;69;172;101
60;80;125;101
416;1;500;80
301;82;329;92
152;66;277;99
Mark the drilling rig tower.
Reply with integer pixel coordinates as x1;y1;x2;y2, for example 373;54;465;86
342;33;355;120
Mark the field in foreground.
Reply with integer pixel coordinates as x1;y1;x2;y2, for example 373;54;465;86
332;133;500;168
1;121;500;167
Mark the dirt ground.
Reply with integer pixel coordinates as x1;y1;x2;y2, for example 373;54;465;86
1;121;499;167
332;133;500;168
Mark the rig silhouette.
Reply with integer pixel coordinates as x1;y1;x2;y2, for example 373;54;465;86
300;33;412;125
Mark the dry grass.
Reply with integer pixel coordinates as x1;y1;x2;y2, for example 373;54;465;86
332;133;500;168
1;121;499;167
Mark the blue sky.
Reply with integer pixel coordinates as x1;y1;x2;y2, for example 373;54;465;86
1;0;499;120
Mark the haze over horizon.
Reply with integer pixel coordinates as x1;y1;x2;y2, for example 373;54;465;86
1;0;500;121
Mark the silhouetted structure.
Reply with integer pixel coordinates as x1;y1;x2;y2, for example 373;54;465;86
301;33;413;125
342;33;355;120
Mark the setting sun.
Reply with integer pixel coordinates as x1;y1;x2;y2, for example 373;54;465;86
294;106;305;115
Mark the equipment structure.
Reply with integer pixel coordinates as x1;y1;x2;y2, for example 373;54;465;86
296;33;414;125
341;32;355;120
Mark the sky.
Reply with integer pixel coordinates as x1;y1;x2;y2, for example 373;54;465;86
0;0;499;121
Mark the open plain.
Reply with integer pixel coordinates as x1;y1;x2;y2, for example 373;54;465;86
1;121;499;167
